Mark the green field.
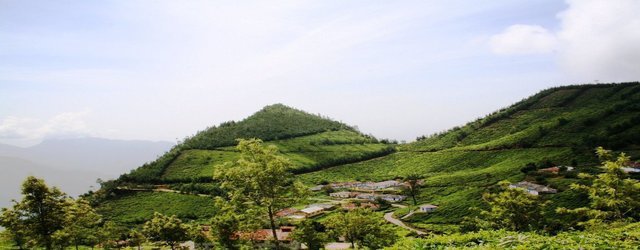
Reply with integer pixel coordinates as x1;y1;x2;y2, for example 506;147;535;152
96;191;216;225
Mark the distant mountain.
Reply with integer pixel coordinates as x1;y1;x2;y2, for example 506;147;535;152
0;137;174;175
0;137;173;208
0;156;98;208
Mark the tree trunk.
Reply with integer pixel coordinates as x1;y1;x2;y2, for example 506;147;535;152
267;205;280;249
75;243;79;250
412;193;417;205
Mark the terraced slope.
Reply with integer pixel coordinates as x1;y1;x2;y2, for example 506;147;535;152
96;83;640;228
96;104;395;224
299;82;640;231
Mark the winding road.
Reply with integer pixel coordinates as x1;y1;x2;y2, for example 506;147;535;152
383;205;428;235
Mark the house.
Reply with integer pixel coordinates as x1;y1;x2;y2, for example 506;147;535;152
509;181;557;195
342;202;380;211
622;167;640;173
275;208;299;218
330;191;358;198
307;203;336;210
299;206;325;218
309;185;325;191
418;204;438;213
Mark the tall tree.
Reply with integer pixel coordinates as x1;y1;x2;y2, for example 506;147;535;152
325;208;397;249
557;147;640;226
142;212;189;250
403;174;422;205
7;176;68;250
215;139;308;249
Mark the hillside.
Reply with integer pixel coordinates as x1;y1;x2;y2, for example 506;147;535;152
299;82;640;231
96;83;640;228
97;104;395;224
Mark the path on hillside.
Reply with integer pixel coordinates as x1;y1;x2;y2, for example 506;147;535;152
384;210;427;235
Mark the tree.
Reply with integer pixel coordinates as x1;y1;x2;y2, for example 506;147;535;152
54;198;102;250
403;174;422;205
98;221;124;249
128;229;146;250
142;212;189;250
557;147;640;226
214;139;308;248
188;224;211;250
7;176;69;250
0;207;28;249
209;197;241;249
325;208;397;249
291;220;328;250
475;181;547;232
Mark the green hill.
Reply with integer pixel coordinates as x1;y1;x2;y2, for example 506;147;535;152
95;83;640;228
299;82;640;231
96;104;395;224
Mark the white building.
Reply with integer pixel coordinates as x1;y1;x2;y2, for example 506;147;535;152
419;204;438;213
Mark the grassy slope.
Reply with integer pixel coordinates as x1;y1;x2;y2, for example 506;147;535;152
98;83;640;226
98;107;394;224
96;191;216;225
161;130;393;181
300;82;640;228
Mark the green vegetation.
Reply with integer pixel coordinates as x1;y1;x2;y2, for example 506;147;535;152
88;82;640;242
95;191;216;225
214;139;308;248
388;222;640;249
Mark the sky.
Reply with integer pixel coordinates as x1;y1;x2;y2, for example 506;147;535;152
1;0;640;147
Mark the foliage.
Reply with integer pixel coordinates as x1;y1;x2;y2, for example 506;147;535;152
466;181;548;232
403;174;422;205
0;207;28;249
387;222;640;249
214;139;308;248
291;220;328;250
52;198;102;249
325;208;397;249
0;176;69;250
142;212;189;250
128;229;146;250
209;197;241;250
557;147;640;226
96;191;216;225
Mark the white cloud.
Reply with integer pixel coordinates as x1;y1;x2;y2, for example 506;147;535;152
489;25;558;55
557;0;640;82
0;110;92;146
489;0;640;82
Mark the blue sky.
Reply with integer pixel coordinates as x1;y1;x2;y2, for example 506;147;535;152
1;0;639;146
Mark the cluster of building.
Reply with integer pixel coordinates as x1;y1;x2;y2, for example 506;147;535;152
275;203;336;220
310;180;405;191
329;191;407;202
508;181;558;195
623;161;640;173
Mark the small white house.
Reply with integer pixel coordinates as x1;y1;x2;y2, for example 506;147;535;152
419;204;438;213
